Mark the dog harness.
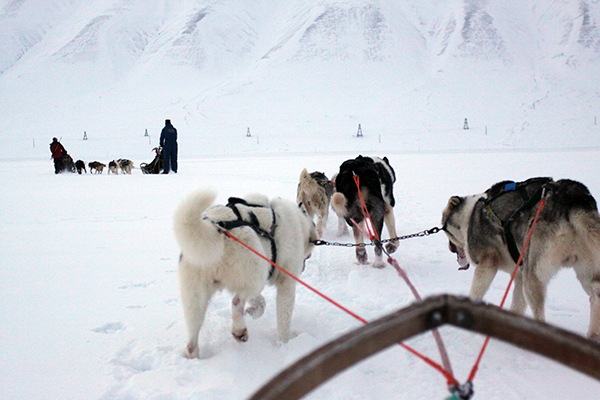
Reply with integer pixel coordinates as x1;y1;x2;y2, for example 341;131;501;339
212;197;278;280
484;177;554;264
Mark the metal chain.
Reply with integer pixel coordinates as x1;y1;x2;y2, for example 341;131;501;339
312;226;442;247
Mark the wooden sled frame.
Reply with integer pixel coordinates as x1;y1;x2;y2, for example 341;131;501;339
249;295;600;400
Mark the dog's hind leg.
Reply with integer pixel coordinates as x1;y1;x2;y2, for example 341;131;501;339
316;208;328;238
276;277;297;342
246;294;266;319
522;247;553;321
588;281;600;340
371;210;387;269
510;268;527;315
232;294;249;342
179;257;216;358
523;232;565;321
383;203;399;254
352;224;368;264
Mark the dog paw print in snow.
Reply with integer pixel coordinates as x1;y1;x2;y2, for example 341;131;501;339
92;321;125;334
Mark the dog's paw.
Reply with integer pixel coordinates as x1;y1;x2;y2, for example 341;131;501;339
385;241;399;254
356;249;368;265
232;328;249;342
245;295;266;320
372;260;387;269
184;343;199;359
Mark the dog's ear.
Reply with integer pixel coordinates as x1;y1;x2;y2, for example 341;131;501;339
442;196;463;225
448;196;462;209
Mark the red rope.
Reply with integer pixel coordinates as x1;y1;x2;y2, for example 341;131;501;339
351;174;457;386
467;197;547;383
223;231;367;323
353;175;379;241
388;257;455;379
222;230;459;387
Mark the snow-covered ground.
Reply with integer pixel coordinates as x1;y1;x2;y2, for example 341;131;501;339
2;0;600;399
2;148;600;400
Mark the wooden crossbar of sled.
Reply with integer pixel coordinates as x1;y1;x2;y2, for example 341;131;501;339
249;295;600;400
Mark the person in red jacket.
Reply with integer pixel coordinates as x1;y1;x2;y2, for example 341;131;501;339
50;137;66;174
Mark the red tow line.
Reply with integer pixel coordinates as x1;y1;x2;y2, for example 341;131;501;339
351;174;458;388
222;229;459;387
467;196;547;383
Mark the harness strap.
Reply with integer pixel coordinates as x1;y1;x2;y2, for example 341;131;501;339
485;178;553;264
216;197;278;279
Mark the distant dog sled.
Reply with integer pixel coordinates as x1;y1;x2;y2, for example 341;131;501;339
140;147;163;174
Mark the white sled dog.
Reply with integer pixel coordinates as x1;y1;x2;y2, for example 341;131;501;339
173;189;318;358
297;168;346;238
442;177;600;340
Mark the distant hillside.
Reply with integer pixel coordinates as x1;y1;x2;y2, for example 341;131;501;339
1;0;599;159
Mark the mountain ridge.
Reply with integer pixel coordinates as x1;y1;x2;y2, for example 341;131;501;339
1;0;599;159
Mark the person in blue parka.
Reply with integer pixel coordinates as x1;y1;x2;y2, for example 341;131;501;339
160;119;178;174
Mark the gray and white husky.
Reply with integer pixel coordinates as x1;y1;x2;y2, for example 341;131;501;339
442;177;600;340
173;189;318;358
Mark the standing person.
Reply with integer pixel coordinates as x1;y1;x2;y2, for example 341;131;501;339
160;119;178;174
49;137;66;174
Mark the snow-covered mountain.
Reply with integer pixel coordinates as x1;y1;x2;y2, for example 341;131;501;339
1;0;599;160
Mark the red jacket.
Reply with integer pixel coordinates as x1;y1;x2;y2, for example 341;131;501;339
50;141;65;159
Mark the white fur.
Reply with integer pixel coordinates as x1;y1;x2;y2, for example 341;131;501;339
173;189;318;358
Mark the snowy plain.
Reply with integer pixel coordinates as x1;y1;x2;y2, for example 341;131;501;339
2;0;600;399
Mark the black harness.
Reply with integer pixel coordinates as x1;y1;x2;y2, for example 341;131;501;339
212;197;278;279
484;178;553;264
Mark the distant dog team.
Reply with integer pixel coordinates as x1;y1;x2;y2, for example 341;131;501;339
57;159;134;175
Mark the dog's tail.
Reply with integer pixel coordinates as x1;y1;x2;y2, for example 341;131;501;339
173;189;225;266
331;192;347;216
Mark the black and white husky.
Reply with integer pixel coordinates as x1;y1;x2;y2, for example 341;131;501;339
108;160;119;175
442;177;600;340
331;155;399;269
173;189;318;358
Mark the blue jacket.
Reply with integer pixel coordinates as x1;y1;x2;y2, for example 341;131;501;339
160;123;177;148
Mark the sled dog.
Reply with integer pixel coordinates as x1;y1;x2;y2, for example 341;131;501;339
297;169;346;238
108;160;119;175
88;161;105;174
75;160;87;174
173;189;318;358
331;155;399;268
117;158;134;174
442;177;600;340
